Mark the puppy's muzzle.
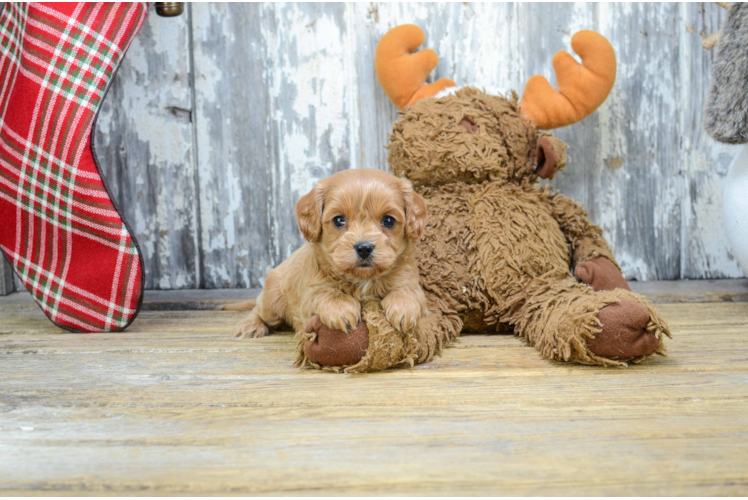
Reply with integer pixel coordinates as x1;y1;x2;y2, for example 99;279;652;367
354;241;374;261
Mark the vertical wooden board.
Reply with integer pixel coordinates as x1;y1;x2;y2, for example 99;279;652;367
607;2;684;281
194;3;357;288
95;7;199;289
680;3;745;279
13;271;22;293
86;2;747;288
351;3;524;171
0;256;14;295
191;3;273;289
263;3;355;275
347;2;399;172
560;3;682;281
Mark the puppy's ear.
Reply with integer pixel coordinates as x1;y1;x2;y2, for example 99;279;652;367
296;186;323;242
401;180;427;241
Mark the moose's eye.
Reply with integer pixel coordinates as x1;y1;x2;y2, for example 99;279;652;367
332;215;346;228
381;215;396;229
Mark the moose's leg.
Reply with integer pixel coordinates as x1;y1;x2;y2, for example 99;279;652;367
545;191;632;291
504;276;670;366
296;299;461;373
574;255;630;292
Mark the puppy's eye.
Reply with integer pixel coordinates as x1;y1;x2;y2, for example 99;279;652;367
332;215;346;228
381;215;396;229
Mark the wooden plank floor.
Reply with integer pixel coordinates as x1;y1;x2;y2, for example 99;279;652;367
1;281;748;495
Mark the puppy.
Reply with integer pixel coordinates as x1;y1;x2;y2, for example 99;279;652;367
230;168;428;340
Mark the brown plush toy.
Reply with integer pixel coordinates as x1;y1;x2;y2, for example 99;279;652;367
299;24;670;372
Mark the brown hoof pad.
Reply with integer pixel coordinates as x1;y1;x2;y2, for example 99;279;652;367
575;257;631;292
304;315;369;367
587;298;660;360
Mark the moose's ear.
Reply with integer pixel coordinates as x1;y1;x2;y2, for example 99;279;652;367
296;186;323;242
401;179;427;241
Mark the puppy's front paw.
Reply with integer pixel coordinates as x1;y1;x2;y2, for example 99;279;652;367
382;292;423;332
317;296;361;332
232;315;270;340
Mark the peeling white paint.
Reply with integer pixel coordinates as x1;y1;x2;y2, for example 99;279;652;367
68;2;747;294
266;5;352;202
94;10;198;290
618;254;651;282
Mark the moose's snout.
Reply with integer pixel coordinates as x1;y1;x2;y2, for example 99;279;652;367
460;118;479;134
354;241;375;260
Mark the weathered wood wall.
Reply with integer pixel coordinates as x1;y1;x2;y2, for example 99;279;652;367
1;2;744;295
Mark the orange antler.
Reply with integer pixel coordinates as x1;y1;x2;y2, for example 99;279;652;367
375;24;456;109
520;31;616;130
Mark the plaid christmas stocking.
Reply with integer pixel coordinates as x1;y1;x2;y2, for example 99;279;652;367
0;3;147;332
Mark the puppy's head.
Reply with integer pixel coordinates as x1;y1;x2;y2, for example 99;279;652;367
296;168;426;280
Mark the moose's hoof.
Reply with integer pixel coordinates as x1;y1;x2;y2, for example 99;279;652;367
575;257;631;292
304;315;369;366
588;298;660;360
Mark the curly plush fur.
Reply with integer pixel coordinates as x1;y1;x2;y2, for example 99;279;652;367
388;88;669;366
389;90;538;186
704;3;748;144
297;87;670;373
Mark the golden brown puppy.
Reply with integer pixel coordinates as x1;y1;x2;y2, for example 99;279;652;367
230;168;428;340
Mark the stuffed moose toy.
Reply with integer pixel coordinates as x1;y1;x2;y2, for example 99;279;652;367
298;25;671;372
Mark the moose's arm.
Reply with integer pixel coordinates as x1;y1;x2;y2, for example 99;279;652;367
545;191;617;264
545;191;633;291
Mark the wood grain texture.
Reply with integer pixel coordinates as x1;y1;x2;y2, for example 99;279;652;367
191;3;358;289
680;3;744;279
94;5;199;290
1;295;747;495
191;3;271;289
0;255;13;296
2;278;748;310
86;2;746;288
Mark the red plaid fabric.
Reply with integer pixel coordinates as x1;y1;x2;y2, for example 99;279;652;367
0;3;147;332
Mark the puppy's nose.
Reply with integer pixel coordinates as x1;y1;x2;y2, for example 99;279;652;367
354;241;374;260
